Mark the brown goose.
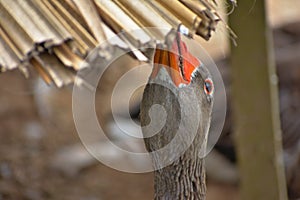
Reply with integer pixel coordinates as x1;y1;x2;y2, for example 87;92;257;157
140;34;214;200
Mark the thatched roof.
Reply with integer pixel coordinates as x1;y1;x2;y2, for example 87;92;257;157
0;0;233;87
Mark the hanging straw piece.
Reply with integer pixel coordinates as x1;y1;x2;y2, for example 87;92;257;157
72;0;114;60
94;0;152;47
72;0;106;44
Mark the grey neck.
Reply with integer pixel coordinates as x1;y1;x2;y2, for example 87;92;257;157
153;154;206;200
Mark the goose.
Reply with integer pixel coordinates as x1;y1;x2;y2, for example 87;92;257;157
141;33;214;200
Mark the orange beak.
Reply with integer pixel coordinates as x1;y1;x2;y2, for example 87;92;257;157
151;34;200;86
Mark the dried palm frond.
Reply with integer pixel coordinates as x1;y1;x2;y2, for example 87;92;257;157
0;0;235;87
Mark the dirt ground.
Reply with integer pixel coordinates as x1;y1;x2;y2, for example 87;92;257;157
0;71;151;200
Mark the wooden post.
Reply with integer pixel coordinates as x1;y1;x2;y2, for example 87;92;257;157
229;0;288;199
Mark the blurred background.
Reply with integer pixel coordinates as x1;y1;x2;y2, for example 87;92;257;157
0;0;300;199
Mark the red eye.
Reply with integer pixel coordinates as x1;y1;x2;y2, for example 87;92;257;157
204;78;213;95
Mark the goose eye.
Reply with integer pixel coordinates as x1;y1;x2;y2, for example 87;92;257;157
204;78;213;95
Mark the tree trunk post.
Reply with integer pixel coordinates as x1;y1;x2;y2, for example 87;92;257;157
229;0;288;199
